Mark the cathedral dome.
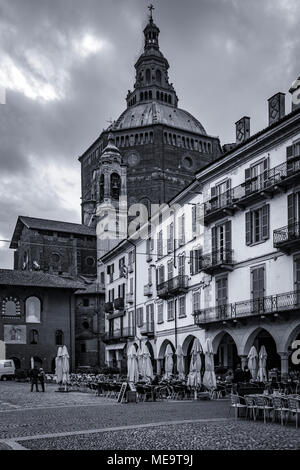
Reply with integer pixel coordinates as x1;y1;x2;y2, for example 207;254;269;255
113;102;207;135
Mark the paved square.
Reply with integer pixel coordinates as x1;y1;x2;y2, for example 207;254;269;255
0;382;299;450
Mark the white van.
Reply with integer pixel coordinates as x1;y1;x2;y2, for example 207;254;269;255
0;359;15;380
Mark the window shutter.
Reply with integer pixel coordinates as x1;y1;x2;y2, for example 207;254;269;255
245;168;251;181
262;205;270;240
156;268;159;286
210;186;216;200
245;211;252;245
211;226;217;252
286;145;294;160
190;250;194;275
288;194;295;227
225;221;232;253
192;205;196;235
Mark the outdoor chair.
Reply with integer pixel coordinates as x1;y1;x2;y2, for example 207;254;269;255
272;396;290;425
244;395;257;421
229;394;247;420
287;397;300;428
253;395;273;424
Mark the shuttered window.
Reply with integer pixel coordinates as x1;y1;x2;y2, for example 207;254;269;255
137;307;144;327
167;223;174;253
178;296;186;318
192;205;197;236
157;303;164;324
167;260;173;280
190;249;202;275
216;276;228;306
251;266;265;299
192;290;201;313
156;265;165;285
178;214;185;245
245;205;270;245
157;230;163;259
167;300;175;321
178;254;185;277
146;304;154;324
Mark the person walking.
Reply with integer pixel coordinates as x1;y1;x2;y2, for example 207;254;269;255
38;368;46;392
30;366;39;392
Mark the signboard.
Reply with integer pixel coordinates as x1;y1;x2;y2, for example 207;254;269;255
4;325;26;344
117;382;128;403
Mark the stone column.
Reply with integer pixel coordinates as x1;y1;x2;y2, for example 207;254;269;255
279;352;289;380
239;355;247;370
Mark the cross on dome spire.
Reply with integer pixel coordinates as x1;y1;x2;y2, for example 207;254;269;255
148;4;154;21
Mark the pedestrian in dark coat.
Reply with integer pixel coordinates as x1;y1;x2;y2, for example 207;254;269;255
38;368;46;392
30;366;39;392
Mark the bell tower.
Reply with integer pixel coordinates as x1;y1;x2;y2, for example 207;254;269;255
94;134;127;274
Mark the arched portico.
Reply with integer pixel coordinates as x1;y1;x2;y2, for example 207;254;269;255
242;327;280;373
211;331;239;373
156;339;175;376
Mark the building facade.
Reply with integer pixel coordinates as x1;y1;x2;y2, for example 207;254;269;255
100;87;300;379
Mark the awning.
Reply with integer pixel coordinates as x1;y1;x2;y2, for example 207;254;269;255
106;343;126;351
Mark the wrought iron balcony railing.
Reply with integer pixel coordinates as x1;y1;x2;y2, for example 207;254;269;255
157;275;189;299
199;249;234;274
104;302;114;313
194;290;300;325
114;297;125;311
273;222;300;252
125;293;134;304
204;158;300;221
103;327;135;343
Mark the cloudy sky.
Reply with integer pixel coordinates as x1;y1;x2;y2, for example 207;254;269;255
0;0;299;268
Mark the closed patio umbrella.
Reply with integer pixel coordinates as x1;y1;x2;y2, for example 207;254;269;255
30;356;34;369
257;345;268;382
176;345;185;380
127;345;139;383
187;338;202;389
164;344;174;379
248;346;258;380
137;346;145;379
143;343;154;381
61;345;70;390
202;338;216;390
55;346;63;384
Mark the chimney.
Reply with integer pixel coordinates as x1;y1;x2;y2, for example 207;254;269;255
289;76;300;111
235;116;250;145
268;93;285;126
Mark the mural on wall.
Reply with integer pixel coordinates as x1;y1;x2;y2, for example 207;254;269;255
4;325;26;344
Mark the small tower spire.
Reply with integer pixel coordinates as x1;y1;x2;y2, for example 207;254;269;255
148;4;154;21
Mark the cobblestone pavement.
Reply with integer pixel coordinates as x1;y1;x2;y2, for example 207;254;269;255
0;382;299;450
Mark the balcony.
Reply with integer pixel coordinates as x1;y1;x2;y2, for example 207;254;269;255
194;290;300;326
143;284;153;297
103;327;135;344
199;249;234;275
140;321;154;338
157;275;189;299
126;293;134;304
273;222;300;254
204;158;300;224
104;302;114;313
114;297;125;311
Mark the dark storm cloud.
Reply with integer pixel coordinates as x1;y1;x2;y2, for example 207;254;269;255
0;0;300;267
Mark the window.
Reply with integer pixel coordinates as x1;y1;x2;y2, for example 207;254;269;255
216;276;228;306
146;304;154;326
245;158;269;194
128;250;135;265
83;298;89;307
86;257;95;267
246;205;269;245
288;192;300;227
118;283;125;299
157;303;164;324
2;298;20;317
167;222;174;253
167;260;173;280
108;289;115;302
251;266;265;299
190;249;202;275
82;322;89;330
29;329;39;345
157;230;163;259
178;254;185;277
178;214;185;245
148;266;153;286
56;330;64;345
167;299;175;321
157;265;165;286
212;221;232;262
137;307;144;327
192;290;201;313
178;296;186;318
210;179;231;210
107;264;114;283
26;297;41;323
